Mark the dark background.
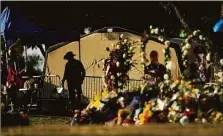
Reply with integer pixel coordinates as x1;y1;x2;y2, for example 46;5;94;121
1;1;221;33
1;1;223;57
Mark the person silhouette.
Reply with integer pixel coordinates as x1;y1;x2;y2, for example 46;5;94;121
144;50;166;81
62;51;85;110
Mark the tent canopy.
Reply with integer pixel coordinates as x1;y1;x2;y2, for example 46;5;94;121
0;7;80;47
0;7;42;46
45;27;181;81
213;18;223;32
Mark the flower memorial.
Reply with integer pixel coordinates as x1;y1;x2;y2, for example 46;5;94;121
70;29;223;126
102;36;136;92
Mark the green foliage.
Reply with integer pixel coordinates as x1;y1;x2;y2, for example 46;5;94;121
27;55;43;75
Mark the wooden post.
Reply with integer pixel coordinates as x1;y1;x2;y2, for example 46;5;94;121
78;40;81;61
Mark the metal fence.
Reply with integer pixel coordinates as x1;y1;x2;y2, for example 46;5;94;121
20;75;61;99
20;75;143;100
83;76;144;99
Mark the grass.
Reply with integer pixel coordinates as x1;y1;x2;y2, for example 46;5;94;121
1;115;223;136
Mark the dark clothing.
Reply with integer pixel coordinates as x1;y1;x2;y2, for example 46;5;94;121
62;59;85;110
144;63;166;81
62;59;85;87
187;62;211;82
1;63;7;86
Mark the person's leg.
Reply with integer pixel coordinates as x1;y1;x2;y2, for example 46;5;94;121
117;108;131;125
69;88;76;111
75;85;83;109
75;85;82;100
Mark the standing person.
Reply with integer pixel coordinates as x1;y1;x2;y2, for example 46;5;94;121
143;51;166;99
62;51;85;110
187;46;211;83
144;50;166;81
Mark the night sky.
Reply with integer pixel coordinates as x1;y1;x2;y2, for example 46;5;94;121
1;1;222;34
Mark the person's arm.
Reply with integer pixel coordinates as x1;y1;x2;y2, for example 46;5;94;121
62;63;68;86
80;62;86;84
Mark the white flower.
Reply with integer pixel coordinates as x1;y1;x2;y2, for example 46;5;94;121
166;61;176;70
199;35;203;40
185;39;189;43
140;52;145;57
164;74;169;80
123;54;126;59
206;53;211;61
164;80;171;84
116;62;120;67
111;44;115;48
141;58;146;62
199;66;204;71
171;93;179;101
220;59;223;65
151;29;155;34
185;43;191;49
161;39;164;42
116;44;121;49
129;46;133;51
118;82;122;87
124;39;128;43
201;118;207;124
157;99;165;110
162;49;166;53
181;80;185;84
180;116;189;126
219;78;223;83
149;25;153;29
154;28;159;34
110;75;115;80
141;44;145;48
217;72;223;78
193;31;198;36
183;61;187;66
120;34;124;39
117;73;121;77
182;46;186;52
183;50;188;56
164;40;171;47
102;59;105;64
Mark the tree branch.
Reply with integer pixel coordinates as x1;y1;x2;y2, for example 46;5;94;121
160;2;191;32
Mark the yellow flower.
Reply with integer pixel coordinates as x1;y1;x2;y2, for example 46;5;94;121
174;80;180;85
101;88;108;98
192;88;199;94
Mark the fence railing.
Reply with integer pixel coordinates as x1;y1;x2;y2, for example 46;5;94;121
20;75;144;100
20;75;61;99
83;76;144;99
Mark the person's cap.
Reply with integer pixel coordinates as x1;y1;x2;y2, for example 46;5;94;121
64;51;75;59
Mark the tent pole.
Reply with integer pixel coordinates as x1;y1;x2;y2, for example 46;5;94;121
23;46;28;70
78;40;81;61
4;42;8;69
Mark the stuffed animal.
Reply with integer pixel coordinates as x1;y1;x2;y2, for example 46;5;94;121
138;103;153;125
